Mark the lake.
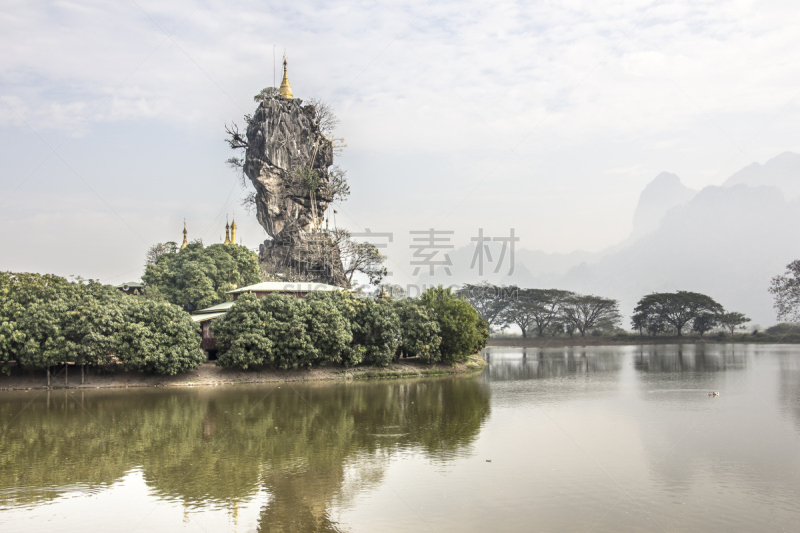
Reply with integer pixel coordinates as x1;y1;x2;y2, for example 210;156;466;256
1;344;799;532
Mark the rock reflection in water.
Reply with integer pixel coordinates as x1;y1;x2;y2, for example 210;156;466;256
0;378;490;532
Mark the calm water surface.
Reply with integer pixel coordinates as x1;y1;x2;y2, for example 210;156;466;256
1;344;799;532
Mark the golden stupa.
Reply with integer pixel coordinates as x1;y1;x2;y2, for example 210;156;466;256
279;56;293;99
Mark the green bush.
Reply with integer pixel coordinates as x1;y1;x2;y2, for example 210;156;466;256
765;323;800;336
17;281;125;369
420;286;488;363
305;294;353;365
394;299;441;363
349;298;401;366
213;289;488;369
114;298;205;375
214;293;355;370
212;293;273;369
1;271;204;375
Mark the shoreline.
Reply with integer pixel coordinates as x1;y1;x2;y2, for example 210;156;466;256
0;355;487;391
487;335;800;348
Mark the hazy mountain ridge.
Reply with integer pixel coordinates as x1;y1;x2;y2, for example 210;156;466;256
630;171;697;240
415;152;800;325
723;151;800;199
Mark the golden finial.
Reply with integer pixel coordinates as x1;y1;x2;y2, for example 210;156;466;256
180;219;188;249
230;213;237;245
279;53;294;99
224;216;231;244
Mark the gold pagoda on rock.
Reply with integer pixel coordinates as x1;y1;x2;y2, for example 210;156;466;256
279;56;293;99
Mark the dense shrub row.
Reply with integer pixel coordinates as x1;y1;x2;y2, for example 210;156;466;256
0;272;205;375
212;287;489;369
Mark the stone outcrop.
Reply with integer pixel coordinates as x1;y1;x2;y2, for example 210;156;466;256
244;96;347;286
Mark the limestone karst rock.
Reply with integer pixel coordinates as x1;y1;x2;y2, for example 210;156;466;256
243;96;347;286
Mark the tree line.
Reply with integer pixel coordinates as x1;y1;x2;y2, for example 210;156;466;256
211;286;488;369
456;283;752;337
457;284;622;337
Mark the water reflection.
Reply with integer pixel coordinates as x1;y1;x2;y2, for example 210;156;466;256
483;347;623;381
633;344;747;373
4;345;800;532
778;356;800;432
0;378;490;532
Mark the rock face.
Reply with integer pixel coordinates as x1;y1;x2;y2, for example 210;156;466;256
244;96;347;286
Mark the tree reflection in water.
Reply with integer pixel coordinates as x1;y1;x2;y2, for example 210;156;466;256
0;377;490;532
483;347;623;381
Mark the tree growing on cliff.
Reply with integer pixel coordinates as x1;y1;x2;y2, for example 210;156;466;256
333;229;388;286
142;242;261;312
225;93;350;212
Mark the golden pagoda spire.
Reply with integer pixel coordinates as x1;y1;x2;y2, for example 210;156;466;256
230;213;237;245
224;216;231;244
180;219;188;249
279;54;294;99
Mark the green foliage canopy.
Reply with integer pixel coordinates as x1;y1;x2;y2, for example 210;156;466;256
420;286;488;362
142;242;261;312
632;291;724;336
1;271;204;375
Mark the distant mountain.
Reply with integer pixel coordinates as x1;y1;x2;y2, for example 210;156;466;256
630;172;697;240
723;151;800;199
413;153;800;325
556;184;800;326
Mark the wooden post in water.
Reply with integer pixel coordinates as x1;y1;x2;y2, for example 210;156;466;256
47;366;50;388
81;364;84;385
65;362;68;387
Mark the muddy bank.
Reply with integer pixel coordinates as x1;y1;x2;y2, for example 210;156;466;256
0;356;487;391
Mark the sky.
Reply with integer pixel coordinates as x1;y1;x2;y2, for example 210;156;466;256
2;0;800;287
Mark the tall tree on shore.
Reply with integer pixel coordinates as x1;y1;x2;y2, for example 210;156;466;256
456;282;515;329
498;290;537;338
717;311;751;334
632;291;723;336
560;295;621;337
691;313;718;336
769;260;800;322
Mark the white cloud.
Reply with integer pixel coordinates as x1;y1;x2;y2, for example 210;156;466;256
3;0;800;271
